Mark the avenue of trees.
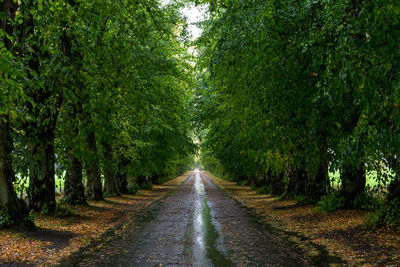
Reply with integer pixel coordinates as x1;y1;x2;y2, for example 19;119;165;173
1;0;194;228
195;0;400;227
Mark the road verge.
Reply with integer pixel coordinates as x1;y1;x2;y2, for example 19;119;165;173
0;172;191;265
206;172;400;266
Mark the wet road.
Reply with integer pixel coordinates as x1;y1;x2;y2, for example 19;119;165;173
62;172;310;266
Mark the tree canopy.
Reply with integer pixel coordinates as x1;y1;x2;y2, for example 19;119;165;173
195;0;400;227
1;0;400;230
1;0;195;228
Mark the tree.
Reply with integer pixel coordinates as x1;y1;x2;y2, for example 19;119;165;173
195;0;400;216
0;0;34;228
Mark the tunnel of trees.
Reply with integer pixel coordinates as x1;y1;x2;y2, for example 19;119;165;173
1;0;399;230
195;0;400;227
0;0;195;228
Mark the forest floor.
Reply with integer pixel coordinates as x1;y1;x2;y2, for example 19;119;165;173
207;172;400;266
0;172;190;266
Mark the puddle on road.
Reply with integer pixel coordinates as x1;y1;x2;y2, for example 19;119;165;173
192;172;233;266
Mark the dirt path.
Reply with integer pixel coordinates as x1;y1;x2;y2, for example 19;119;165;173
60;171;310;266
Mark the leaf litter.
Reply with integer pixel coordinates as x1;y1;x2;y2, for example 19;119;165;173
0;172;190;265
207;172;400;266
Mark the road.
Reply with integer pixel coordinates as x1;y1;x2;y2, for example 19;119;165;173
61;171;310;266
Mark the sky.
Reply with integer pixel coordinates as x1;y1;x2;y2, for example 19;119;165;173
161;0;208;40
180;4;208;40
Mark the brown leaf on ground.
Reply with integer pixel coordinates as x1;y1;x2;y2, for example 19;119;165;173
207;172;400;266
0;172;190;265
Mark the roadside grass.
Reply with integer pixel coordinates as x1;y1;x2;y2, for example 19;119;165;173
14;171;66;197
329;169;395;189
213;168;394;191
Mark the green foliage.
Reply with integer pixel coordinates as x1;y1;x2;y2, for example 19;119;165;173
41;202;75;217
27;210;35;225
317;192;346;212
40;202;56;215
195;0;400;221
126;182;140;195
294;195;315;205
0;210;14;229
256;186;270;195
352;192;381;212
58;195;86;206
366;199;400;229
138;182;153;191
1;0;399;229
380;199;400;228
279;192;289;201
1;0;196;222
238;180;249;186
53;205;76;218
364;211;383;228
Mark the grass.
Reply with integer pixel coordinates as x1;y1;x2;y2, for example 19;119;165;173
14;171;66;196
329;169;395;189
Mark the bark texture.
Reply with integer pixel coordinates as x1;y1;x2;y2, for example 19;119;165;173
306;158;329;202
387;157;400;203
286;165;307;196
64;153;85;204
102;140;119;197
118;174;129;194
0;116;33;228
116;160;129;194
22;1;62;211
0;0;34;228
85;131;103;200
62;98;85;204
267;172;285;196
27;130;57;211
341;163;366;207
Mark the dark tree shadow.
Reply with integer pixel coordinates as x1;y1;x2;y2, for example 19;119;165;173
315;225;398;256
246;195;276;200
272;203;305;210
22;227;78;250
82;204;113;212
101;199;126;206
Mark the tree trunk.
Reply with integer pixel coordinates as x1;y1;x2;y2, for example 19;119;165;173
0;0;34;229
116;159;129;194
136;175;149;187
286;164;307;197
64;153;85;204
340;86;365;207
62;99;85;204
387;155;399;203
21;1;61;212
118;173;129;194
28;130;56;211
268;171;285;195
0;116;34;229
305;157;329;202
85;131;103;200
102;140;119;197
57;0;86;205
387;178;400;203
341;162;366;207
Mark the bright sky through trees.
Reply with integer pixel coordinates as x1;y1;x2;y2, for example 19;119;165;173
161;0;207;40
180;3;207;40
